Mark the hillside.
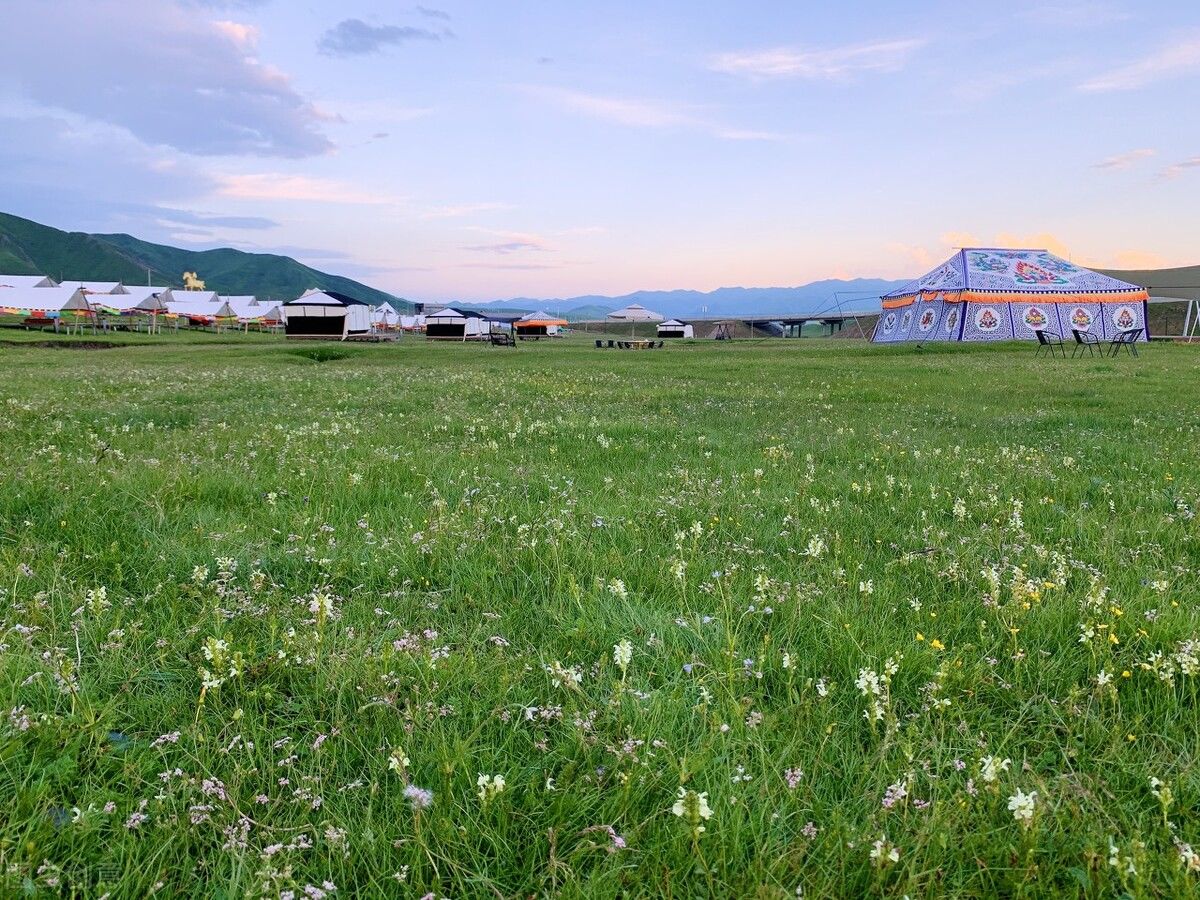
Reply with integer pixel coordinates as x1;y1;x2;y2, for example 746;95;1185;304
0;212;407;307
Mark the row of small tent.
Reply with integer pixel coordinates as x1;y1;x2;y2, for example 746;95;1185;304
0;275;284;325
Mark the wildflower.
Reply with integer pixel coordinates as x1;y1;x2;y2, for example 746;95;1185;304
801;821;819;839
671;787;713;837
745;710;764;729
403;785;433;810
613;640;633;676
859;580;874;595
388;750;410;774
952;497;967;520
1007;789;1037;826
1176;840;1200;872
606;579;629;600
805;535;826;558
1095;669;1113;687
477;773;505;803
870;834;900;865
784;767;803;790
882;780;908;809
781;651;792;670
979;755;1011;784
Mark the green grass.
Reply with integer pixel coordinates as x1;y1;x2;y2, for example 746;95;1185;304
1;337;1198;897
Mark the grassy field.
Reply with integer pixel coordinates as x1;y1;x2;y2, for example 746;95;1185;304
1;335;1199;898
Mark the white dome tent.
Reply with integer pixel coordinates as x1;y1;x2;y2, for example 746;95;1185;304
606;303;664;323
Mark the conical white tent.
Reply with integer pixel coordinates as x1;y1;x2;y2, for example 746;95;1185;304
873;248;1150;344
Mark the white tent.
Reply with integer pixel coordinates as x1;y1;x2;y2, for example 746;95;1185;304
222;296;283;325
283;289;372;340
88;287;167;314
657;319;694;338
0;286;91;315
607;303;664;322
371;301;401;329
56;281;127;294
400;314;426;332
167;297;237;324
162;288;219;305
425;307;488;340
0;274;57;288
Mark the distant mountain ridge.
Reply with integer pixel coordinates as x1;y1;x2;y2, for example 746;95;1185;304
481;280;904;321
0;211;407;308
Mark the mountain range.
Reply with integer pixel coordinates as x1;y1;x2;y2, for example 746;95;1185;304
1;210;912;318
0;212;406;308
475;282;901;321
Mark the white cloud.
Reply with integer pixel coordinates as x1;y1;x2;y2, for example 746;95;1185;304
1092;148;1155;170
523;86;697;128
1079;36;1200;91
216;173;396;204
1161;156;1200;178
519;85;783;140
710;39;925;80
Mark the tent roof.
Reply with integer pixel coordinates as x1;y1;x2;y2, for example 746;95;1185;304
607;303;665;321
168;289;219;303
0;286;89;312
57;280;126;294
285;289;367;307
168;298;236;318
1097;264;1200;303
660;319;686;326
884;249;1144;299
0;274;56;288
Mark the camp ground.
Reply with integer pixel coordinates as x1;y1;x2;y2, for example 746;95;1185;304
873;248;1149;344
282;289;372;340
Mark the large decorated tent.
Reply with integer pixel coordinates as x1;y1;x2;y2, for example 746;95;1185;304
425;307;488;340
872;249;1149;344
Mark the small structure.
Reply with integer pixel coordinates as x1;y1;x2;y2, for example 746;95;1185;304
167;297;238;329
709;322;733;340
222;296;284;329
0;274;57;288
873;248;1150;344
182;271;206;291
282;289;371;340
425;307;488;340
657;319;694;338
514;310;567;337
606;302;664;323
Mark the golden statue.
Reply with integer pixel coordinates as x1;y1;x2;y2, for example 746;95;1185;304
182;271;206;291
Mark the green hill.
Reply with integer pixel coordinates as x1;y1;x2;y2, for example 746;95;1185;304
0;211;407;308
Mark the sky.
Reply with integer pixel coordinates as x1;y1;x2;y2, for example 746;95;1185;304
1;0;1198;302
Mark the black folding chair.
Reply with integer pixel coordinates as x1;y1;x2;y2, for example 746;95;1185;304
1034;328;1065;358
1071;328;1101;358
1108;327;1142;357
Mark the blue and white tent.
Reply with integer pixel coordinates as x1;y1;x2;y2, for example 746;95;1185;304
873;248;1149;344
